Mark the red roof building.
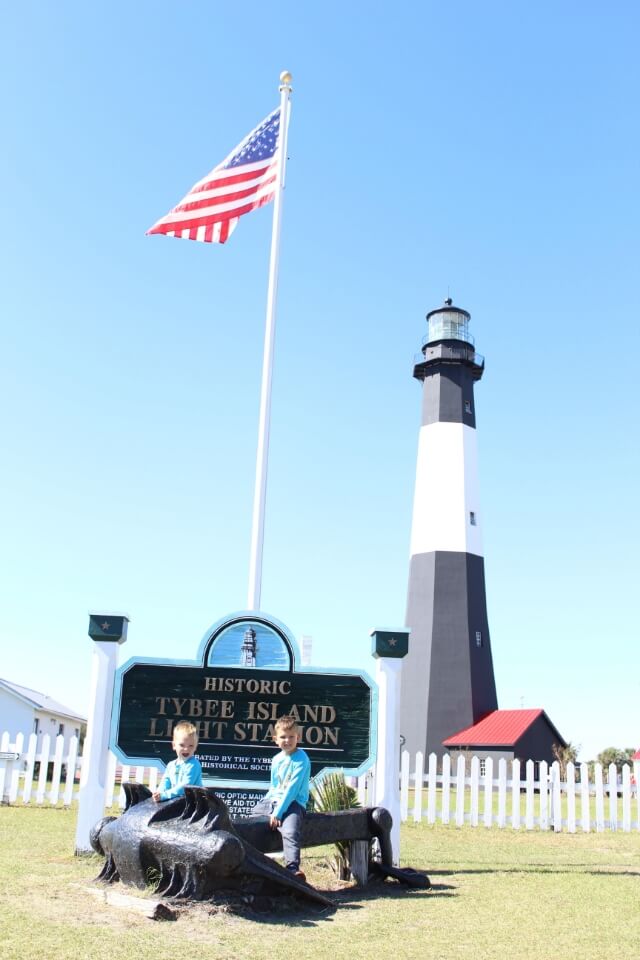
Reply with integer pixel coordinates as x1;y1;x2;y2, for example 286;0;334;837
442;708;566;765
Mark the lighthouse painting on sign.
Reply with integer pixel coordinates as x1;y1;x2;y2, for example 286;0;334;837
207;619;290;670
401;300;498;758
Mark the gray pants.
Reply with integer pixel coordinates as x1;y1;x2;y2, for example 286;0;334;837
251;798;305;871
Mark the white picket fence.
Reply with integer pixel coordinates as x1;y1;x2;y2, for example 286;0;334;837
1;731;639;833
389;751;640;833
0;730;162;811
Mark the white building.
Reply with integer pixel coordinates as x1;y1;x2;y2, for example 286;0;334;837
0;678;85;752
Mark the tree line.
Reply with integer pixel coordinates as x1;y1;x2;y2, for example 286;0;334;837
552;743;637;777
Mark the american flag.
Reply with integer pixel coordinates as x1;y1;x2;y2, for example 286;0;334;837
147;108;282;244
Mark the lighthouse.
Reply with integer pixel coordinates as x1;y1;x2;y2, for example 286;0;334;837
240;626;257;667
401;299;498;759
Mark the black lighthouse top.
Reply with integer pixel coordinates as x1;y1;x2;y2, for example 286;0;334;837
414;298;484;382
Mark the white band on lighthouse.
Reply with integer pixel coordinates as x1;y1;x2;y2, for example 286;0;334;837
409;421;483;557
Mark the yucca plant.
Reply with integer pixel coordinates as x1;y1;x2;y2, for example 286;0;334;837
310;771;361;880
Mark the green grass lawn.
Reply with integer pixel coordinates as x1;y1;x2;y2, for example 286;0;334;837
0;805;638;960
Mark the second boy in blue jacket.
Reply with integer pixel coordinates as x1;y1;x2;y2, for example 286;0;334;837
251;715;310;879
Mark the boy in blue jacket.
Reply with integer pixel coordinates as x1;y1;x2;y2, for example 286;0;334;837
251;714;310;879
152;721;203;802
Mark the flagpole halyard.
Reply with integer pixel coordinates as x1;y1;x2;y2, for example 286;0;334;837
246;71;293;611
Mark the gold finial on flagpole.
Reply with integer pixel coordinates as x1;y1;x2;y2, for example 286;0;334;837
279;70;293;88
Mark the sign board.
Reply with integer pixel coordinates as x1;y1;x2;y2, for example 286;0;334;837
111;612;377;788
209;786;268;818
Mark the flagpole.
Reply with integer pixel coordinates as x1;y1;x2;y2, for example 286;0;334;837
247;71;293;611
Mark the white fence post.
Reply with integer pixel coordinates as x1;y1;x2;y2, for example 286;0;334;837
8;732;24;803
483;756;493;827
427;752;437;825
608;763;618;831
594;763;605;832
525;759;535;830
539;761;549;830
412;751;424;823
400;750;410;822
118;765;131;809
470;756;480;827
104;751;116;809
63;735;80;807
455;755;466;826
36;734;50;805
511;759;521;830
149;766;159;795
622;764;631;832
566;762;576;833
441;753;451;825
497;758;507;828
580;762;591;832
22;732;38;805
551;761;562;832
49;734;65;805
0;731;10;800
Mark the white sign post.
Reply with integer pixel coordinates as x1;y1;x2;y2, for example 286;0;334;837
371;628;410;865
74;614;129;854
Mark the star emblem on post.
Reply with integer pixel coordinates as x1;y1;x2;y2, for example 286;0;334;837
88;614;129;644
371;629;409;659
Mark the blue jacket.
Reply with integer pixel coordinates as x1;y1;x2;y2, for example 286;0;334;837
159;755;203;800
265;748;310;820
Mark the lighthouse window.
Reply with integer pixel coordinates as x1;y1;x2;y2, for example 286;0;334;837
476;631;483;647
469;511;477;525
465;400;472;413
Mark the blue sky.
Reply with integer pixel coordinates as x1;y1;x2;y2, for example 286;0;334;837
1;2;638;762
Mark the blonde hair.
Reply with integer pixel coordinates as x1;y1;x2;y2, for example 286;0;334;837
274;715;299;735
172;721;199;745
